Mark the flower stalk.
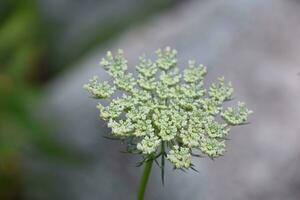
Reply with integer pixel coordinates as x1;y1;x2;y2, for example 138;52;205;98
137;158;153;200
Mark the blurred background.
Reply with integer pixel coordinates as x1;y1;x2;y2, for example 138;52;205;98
0;0;300;199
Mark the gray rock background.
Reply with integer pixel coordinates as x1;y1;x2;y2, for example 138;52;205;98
28;0;300;199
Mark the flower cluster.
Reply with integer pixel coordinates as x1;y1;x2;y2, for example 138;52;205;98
84;47;252;170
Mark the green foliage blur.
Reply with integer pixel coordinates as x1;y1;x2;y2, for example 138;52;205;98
0;0;63;198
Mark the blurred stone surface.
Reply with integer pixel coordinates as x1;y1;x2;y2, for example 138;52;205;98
30;0;300;199
38;0;179;67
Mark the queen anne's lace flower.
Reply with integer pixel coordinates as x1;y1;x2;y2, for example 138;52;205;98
84;47;252;170
137;134;161;155
136;56;157;78
221;102;253;125
200;137;226;158
84;76;115;99
167;145;191;169
156;47;177;70
209;77;233;102
183;60;207;83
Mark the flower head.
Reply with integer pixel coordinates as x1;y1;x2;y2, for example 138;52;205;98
84;47;252;170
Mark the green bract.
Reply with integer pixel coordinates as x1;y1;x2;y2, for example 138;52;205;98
84;47;252;170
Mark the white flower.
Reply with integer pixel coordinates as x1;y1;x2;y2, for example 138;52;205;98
137;134;161;154
209;77;233;102
156;46;177;70
167;145;191;169
85;47;252;169
83;76;115;99
221;102;253;125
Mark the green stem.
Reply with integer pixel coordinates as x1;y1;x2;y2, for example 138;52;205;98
161;141;165;185
137;158;153;200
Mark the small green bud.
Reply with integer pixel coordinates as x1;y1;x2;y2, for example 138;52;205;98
209;77;233;102
156;47;177;70
100;49;128;77
136;56;158;78
183;60;207;83
137;134;161;154
83;76;115;99
167;145;191;169
221;102;253;125
114;73;136;92
160;69;181;86
200;137;226;158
